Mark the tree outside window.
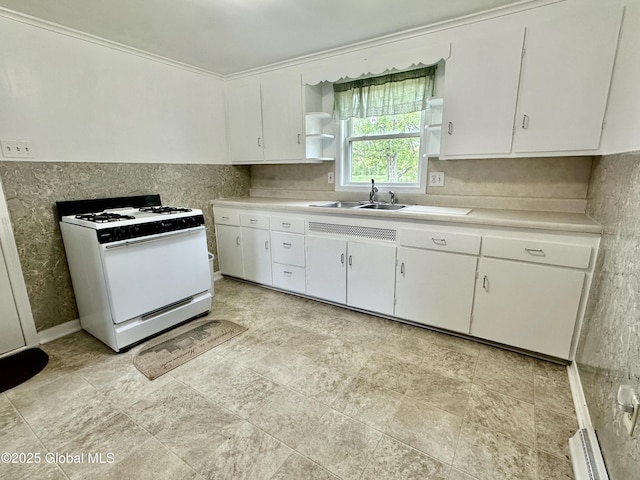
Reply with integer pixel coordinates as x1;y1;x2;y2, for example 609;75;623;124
347;111;422;185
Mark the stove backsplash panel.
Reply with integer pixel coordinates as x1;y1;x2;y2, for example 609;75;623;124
0;161;250;332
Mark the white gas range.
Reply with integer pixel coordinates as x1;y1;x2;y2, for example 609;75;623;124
57;194;212;352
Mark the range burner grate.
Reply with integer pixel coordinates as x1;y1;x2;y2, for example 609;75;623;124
75;212;136;223
139;206;192;214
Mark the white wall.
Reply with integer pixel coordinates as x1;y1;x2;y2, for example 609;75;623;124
0;15;228;164
601;1;640;154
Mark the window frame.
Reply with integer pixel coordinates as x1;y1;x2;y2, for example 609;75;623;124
336;112;428;194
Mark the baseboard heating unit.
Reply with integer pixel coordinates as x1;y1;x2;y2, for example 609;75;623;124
569;428;609;480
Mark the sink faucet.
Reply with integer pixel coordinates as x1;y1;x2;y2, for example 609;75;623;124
369;179;378;203
388;191;396;205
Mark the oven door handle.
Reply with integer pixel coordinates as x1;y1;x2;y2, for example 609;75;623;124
103;226;205;249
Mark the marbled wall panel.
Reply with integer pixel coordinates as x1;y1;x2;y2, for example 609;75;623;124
0;162;250;332
576;152;640;480
249;157;593;212
426;156;593;198
251;163;335;192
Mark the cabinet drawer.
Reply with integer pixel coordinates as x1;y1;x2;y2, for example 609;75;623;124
271;232;305;267
271;216;305;234
240;213;270;230
272;263;305;293
399;228;481;255
482;236;592;269
214;207;240;226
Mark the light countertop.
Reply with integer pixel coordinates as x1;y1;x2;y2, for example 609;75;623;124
212;197;602;234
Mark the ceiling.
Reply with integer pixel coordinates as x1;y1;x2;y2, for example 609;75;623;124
0;0;530;75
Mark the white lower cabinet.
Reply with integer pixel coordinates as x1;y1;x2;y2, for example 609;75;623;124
306;236;347;304
395;247;477;334
346;241;397;316
306;236;396;315
215;224;244;278
471;258;585;359
215;204;599;360
241;227;272;285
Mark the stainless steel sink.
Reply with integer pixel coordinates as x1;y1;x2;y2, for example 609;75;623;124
310;201;407;210
309;201;362;208
358;203;407;210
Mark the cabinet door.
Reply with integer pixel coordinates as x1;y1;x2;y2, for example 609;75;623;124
395;247;477;334
513;6;621;153
226;79;264;163
241;228;272;285
261;72;304;161
306;236;346;304
347;241;396;316
441;28;524;157
472;258;585;359
215;224;244;278
0;248;24;354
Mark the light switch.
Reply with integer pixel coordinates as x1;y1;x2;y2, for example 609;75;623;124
1;140;33;158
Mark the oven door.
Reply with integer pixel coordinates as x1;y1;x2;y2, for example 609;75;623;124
100;226;210;324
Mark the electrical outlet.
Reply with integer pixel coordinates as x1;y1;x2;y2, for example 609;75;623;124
1;140;33;158
428;171;445;187
327;172;335;184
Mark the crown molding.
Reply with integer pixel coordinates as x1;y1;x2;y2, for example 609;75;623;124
225;0;565;79
0;0;565;81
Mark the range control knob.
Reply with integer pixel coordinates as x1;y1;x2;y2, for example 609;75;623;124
113;227;129;240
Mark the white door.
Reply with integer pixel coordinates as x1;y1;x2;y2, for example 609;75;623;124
471;258;585;359
306;236;346;304
395;247;477;334
226;79;264;163
347;241;397;316
216;225;244;278
261;71;304;161
441;27;524;157
241;228;272;285
512;6;621;153
0;247;25;354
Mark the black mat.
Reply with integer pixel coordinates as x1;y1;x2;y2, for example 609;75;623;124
0;348;49;393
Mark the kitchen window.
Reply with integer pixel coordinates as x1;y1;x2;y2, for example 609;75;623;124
334;66;436;193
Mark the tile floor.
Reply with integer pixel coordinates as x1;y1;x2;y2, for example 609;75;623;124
1;279;577;479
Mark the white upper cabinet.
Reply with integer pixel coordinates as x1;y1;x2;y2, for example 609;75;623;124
441;28;524;158
261;71;304;162
226;72;304;164
226;79;265;163
512;6;622;154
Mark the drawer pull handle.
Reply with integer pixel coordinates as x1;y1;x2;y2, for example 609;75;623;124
250;219;258;224
431;238;447;246
400;262;405;274
283;271;292;277
282;222;291;228
282;242;292;248
236;236;240;246
348;255;352;266
482;275;489;292
447;121;453;135
341;253;345;264
265;241;269;250
525;248;545;256
522;114;530;129
221;216;230;221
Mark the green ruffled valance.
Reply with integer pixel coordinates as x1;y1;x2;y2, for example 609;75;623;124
333;66;436;120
